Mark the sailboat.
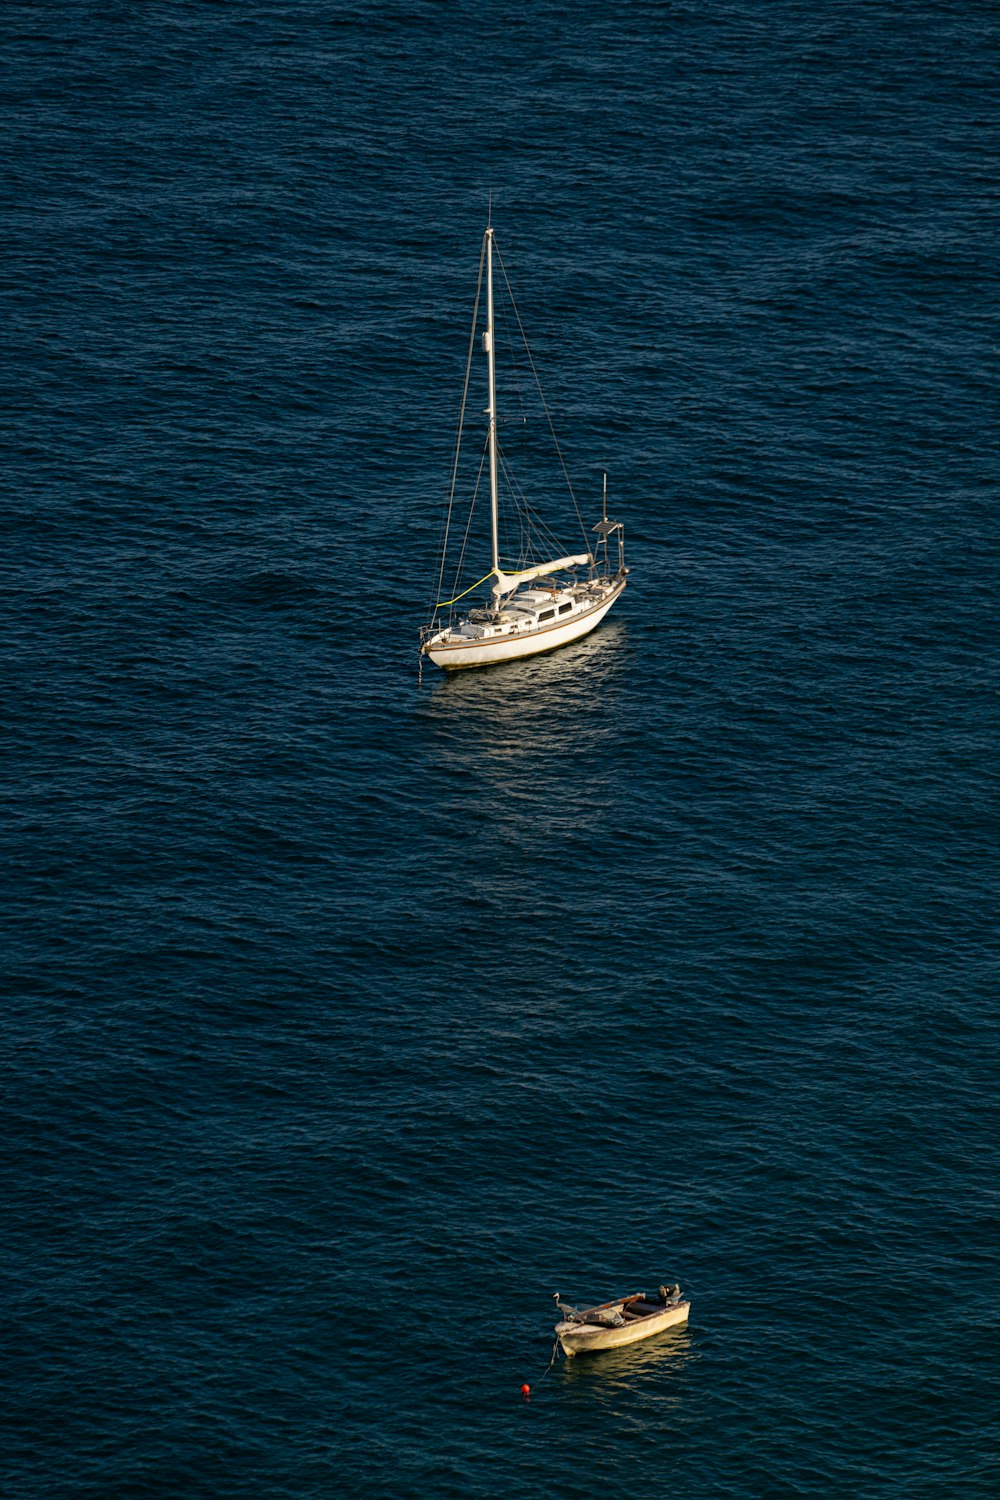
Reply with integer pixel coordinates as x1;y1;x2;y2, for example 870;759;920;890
420;222;628;672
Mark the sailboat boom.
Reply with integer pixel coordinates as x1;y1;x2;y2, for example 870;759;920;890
492;553;593;598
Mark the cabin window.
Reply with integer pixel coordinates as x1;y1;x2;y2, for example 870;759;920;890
558;602;572;615
538;609;555;622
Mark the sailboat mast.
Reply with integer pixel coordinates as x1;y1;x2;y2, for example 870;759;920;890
485;227;500;580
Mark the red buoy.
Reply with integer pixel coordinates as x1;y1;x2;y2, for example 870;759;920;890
520;1383;531;1397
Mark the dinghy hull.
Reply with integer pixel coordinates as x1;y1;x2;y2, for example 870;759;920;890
556;1299;690;1357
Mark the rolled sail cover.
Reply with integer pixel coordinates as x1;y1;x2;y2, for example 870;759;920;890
492;554;592;598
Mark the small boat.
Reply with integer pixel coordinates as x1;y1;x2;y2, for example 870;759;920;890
553;1285;690;1357
420;218;628;672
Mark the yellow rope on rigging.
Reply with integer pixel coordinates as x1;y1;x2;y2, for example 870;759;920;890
434;570;496;610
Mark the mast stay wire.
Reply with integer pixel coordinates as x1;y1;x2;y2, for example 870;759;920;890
497;447;566;567
494;240;591;559
494;270;575;573
446;437;489;627
496;296;567;572
497;287;532;466
497;447;531;570
495;275;549;571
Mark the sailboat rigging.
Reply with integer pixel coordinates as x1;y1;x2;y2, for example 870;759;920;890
419;222;628;672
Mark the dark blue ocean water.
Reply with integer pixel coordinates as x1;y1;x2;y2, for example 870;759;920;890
3;3;999;1495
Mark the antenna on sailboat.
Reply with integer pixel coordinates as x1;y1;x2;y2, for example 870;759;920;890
602;471;608;571
487;189;492;229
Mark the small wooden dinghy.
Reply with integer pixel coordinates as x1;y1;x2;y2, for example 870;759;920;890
553;1286;690;1357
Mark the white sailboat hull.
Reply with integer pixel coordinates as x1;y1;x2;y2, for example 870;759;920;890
425;579;625;671
556;1299;690;1357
